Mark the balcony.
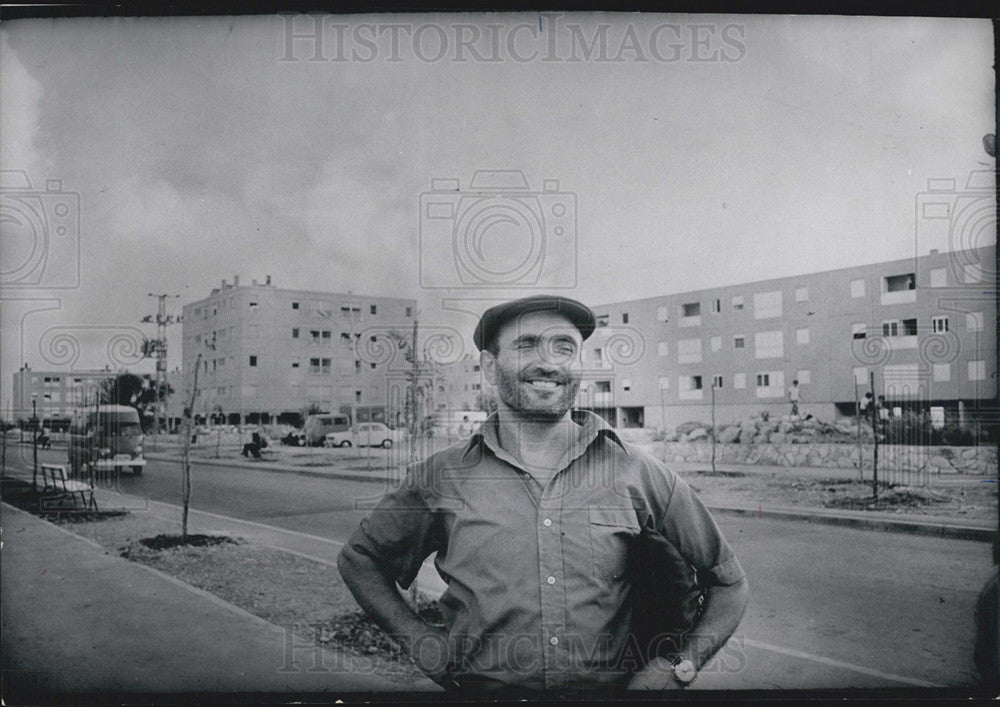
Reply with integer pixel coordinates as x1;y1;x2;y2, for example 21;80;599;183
881;289;917;306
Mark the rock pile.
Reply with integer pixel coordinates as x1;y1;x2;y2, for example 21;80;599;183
665;414;873;445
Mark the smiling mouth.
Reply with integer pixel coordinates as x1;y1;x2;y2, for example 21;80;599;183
525;380;561;390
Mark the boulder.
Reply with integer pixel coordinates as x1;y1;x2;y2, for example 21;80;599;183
675;421;706;436
688;428;710;441
770;433;787;444
719;426;741;444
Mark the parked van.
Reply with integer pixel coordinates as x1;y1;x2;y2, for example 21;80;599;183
303;413;350;446
68;404;146;476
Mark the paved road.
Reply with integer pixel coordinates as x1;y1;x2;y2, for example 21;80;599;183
5;445;992;689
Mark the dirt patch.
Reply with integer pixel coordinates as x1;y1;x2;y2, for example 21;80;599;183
824;485;954;511
690;469;748;478
136;533;239;551
678;471;998;521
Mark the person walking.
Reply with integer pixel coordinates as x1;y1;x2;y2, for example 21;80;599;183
338;295;748;694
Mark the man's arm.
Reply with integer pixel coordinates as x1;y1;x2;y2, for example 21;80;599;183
629;575;750;690
337;543;453;686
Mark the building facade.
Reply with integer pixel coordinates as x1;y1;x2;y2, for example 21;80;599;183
11;365;118;425
575;246;996;431
180;277;417;425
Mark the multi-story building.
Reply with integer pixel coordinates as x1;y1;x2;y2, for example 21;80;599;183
181;276;417;425
575;246;996;430
11;365;118;425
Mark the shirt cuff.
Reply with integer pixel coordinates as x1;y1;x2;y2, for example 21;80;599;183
704;554;746;586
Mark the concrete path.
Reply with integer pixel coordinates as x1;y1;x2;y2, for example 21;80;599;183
0;503;437;700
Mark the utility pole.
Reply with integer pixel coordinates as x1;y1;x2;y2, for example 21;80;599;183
710;381;717;474
142;293;181;447
869;370;879;500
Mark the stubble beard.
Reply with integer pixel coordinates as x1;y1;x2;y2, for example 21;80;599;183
493;364;581;422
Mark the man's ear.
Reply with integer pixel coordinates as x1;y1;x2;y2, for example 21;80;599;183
480;349;498;386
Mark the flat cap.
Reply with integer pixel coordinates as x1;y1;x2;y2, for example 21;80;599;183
473;295;596;351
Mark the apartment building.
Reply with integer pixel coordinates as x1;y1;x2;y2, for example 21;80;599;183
181;276;417;425
11;365;117;425
576;246;996;430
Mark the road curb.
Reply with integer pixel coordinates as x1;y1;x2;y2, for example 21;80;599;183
709;505;995;542
144;453;996;542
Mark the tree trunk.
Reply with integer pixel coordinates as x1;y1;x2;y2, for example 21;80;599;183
181;355;201;541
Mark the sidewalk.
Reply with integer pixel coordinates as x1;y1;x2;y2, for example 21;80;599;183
0;502;439;700
143;451;997;542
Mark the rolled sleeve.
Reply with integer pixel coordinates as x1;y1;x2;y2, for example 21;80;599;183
656;476;746;587
347;465;440;589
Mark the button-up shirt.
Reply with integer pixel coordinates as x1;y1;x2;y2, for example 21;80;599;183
347;410;744;691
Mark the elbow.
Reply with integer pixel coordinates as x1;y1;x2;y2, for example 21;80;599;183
337;544;362;586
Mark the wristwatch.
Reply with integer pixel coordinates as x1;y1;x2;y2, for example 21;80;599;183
670;657;697;687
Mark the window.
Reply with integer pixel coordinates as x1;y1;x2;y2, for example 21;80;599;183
850;279;865;298
594;381;612;393
406;307;413;317
886;273;916;292
622;313;629;324
371;362;377;369
355;360;361;371
249;300;258;308
658;376;670;389
710;336;721;352
968;360;986;381
755;331;783;359
755;370;784;397
852;323;866;340
966;311;984;332
734;336;745;349
932;316;948;333
622;379;632;391
292;301;299;309
370;305;377;315
657;341;669;357
691;376;703;389
322;330;331;340
657;306;669;322
754;290;782;319
596;315;609;328
711;299;721;313
713;375;723;389
677;338;702;364
733;372;746;389
340;332;351;343
593;348;604;367
902;318;918;335
472;383;481;391
292;362;300;368
756;373;769;387
882;321;899;337
930;268;946;287
732;296;744;310
679;303;701;327
473;365;480;372
311;330;320;342
794;287;808;302
932;364;950;382
796;328;810;345
249;356;258;367
678;375;703;399
292;328;299;339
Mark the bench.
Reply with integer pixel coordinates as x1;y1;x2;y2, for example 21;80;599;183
40;464;98;511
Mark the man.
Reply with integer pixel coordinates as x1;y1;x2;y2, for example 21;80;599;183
338;295;749;693
788;379;801;417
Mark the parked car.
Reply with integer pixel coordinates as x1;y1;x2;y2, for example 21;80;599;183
280;429;306;446
67;404;145;476
325;422;406;448
303;413;351;446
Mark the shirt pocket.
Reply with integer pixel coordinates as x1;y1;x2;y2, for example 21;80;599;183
588;506;640;583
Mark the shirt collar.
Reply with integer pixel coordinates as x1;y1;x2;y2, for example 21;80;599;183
462;408;628;461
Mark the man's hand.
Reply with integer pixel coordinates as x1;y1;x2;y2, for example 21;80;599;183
628;657;681;690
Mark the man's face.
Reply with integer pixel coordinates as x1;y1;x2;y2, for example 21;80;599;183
481;311;583;422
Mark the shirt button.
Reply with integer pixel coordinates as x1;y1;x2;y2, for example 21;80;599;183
550;636;559;646
547;576;556;584
543;519;552;527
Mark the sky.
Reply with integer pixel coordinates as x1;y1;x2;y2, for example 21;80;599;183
0;13;994;413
